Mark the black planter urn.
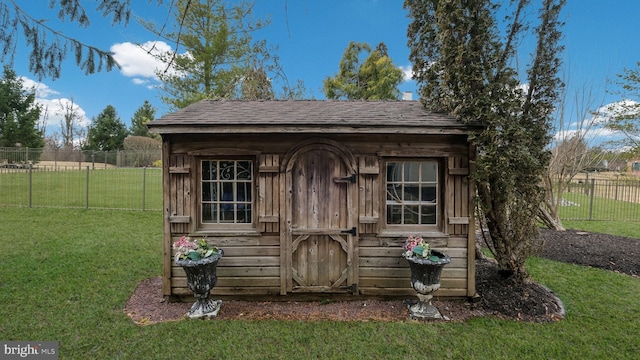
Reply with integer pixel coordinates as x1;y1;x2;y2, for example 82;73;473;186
175;250;224;319
404;250;451;320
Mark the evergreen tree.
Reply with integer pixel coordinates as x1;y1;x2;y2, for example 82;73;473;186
405;0;565;281
141;0;303;109
0;66;44;148
84;105;129;151
324;41;403;100
0;0;132;79
130;100;157;138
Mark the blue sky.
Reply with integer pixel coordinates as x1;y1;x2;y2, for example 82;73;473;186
6;1;640;147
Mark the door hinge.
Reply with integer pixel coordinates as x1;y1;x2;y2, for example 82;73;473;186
339;283;358;294
341;227;357;236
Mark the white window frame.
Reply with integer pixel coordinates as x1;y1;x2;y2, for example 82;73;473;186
198;159;255;230
384;159;441;231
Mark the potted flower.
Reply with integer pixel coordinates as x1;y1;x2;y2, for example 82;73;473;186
173;236;224;319
402;235;450;320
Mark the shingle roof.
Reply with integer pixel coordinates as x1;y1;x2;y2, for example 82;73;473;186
148;100;475;135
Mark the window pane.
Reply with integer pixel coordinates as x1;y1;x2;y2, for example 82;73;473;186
404;162;420;182
238;182;251;202
421;185;436;202
404;183;420;202
421;205;437;224
404;205;420;224
202;161;217;180
202;182;217;201
219;161;235;180
237;204;252;223
222;182;234;201
387;205;402;224
237;161;252;180
387;163;401;182
387;183;402;202
421;162;437;182
220;205;235;223
202;203;217;222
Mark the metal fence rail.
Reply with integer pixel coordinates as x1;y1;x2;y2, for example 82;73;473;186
561;178;640;221
0;166;162;211
0;147;161;168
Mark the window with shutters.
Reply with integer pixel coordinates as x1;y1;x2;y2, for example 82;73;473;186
385;160;440;228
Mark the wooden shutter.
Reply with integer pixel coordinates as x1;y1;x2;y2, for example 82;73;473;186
168;154;192;234
258;154;280;233
446;156;470;235
358;155;380;234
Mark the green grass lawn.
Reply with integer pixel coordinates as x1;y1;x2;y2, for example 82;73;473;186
0;208;638;359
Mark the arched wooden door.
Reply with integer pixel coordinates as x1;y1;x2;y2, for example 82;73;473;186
284;142;358;294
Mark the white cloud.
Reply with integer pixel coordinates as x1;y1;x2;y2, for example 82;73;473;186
399;65;413;82
19;77;59;98
552;99;640;149
19;76;90;136
132;78;148;85
597;99;639;118
110;41;177;80
43;98;90;127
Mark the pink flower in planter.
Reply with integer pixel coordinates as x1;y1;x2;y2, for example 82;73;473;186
402;235;432;258
172;236;219;262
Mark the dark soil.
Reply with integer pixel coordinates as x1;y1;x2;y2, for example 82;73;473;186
125;229;639;324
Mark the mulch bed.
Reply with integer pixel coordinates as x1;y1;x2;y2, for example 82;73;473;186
125;229;639;325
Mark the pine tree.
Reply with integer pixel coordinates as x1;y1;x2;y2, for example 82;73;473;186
84;105;129;151
0;66;44;148
0;1;133;79
141;0;303;109
130;100;157;138
324;41;403;100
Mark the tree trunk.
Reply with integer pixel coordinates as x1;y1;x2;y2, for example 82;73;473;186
538;202;566;231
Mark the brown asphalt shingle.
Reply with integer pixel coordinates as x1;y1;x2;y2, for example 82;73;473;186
148;99;475;134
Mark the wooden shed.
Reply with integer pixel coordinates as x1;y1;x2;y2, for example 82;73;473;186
148;100;478;300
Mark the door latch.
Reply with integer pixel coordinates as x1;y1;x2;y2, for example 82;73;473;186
333;174;356;183
341;227;357;236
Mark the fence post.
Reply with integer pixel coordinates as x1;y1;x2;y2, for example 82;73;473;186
588;178;595;221
142;166;147;211
28;165;33;208
584;173;590;195
85;166;90;209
